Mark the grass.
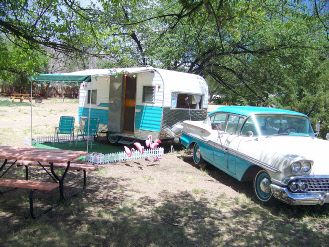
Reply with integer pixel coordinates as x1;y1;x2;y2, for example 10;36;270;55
1;160;329;247
0;99;30;107
33;141;123;154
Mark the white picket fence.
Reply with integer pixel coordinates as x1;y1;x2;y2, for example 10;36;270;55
31;135;164;165
85;147;164;164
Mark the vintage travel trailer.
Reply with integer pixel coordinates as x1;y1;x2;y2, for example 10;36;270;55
78;67;209;142
34;67;209;143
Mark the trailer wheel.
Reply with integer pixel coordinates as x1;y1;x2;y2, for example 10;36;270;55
108;135;119;144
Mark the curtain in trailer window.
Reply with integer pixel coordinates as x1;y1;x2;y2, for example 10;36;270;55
192;95;202;109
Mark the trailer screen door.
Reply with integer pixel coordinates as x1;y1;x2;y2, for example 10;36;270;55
123;75;137;133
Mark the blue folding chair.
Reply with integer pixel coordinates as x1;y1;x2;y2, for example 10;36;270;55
54;116;75;142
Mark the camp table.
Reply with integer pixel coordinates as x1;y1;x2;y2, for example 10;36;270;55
0;146;87;200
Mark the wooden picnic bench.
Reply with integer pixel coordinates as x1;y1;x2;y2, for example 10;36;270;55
17;160;98;189
11;93;31;102
10;93;41;102
0;179;58;218
0;146;87;218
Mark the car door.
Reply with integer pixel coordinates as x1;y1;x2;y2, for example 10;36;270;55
236;117;261;159
224;115;246;175
209;112;229;170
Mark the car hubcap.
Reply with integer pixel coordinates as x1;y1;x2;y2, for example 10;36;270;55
255;171;272;202
193;144;200;163
196;149;200;159
259;177;271;194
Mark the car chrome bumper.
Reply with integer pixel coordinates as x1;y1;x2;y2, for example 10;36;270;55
270;184;329;205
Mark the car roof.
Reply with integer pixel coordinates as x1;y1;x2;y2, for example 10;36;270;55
209;106;307;117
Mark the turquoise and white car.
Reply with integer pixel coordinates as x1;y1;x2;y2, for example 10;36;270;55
180;106;329;205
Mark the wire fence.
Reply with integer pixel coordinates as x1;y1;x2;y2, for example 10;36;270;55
32;135;93;143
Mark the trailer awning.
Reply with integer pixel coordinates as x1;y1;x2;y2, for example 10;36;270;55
31;74;91;82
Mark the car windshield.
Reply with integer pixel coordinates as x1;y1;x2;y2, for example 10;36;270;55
251;114;314;137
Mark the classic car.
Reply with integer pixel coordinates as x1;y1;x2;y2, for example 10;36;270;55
180;106;329;205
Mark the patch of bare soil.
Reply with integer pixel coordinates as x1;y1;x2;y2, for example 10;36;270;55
98;151;241;201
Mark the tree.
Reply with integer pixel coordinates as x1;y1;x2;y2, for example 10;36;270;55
111;0;328;134
1;0;328;138
0;36;48;91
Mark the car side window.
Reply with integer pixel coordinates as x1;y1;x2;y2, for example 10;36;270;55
209;113;227;130
226;115;244;134
241;117;258;136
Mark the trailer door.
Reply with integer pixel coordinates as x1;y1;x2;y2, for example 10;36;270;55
123;75;137;133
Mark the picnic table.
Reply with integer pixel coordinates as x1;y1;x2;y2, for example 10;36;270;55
10;93;31;102
10;93;41;102
0;146;87;201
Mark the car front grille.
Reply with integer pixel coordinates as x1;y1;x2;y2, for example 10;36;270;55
299;178;329;192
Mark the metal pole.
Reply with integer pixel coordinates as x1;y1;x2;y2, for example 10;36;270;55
87;87;92;153
30;80;33;146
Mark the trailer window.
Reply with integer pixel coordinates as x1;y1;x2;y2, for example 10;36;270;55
142;86;155;103
173;93;202;109
87;90;97;104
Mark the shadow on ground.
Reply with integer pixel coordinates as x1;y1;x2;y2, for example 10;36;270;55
1;163;329;246
179;152;329;217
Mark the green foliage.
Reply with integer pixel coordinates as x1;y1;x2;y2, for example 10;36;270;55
0;37;48;89
1;0;328;135
136;0;328;135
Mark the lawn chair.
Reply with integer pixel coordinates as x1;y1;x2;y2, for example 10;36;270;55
54;116;75;142
76;117;100;142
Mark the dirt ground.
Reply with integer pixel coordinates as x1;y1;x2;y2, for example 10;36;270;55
0;97;78;147
0;96;240;199
1;97;329;246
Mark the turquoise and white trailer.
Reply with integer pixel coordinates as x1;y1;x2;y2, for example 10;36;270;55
35;67;209;142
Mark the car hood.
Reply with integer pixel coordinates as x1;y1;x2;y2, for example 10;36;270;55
237;136;329;176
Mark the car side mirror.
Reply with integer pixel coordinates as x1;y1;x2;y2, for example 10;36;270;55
217;130;224;137
246;131;254;137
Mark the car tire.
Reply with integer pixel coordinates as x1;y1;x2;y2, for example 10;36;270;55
253;169;274;203
192;143;206;169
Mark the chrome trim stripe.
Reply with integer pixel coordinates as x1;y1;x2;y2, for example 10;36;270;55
222;145;280;173
182;131;280;173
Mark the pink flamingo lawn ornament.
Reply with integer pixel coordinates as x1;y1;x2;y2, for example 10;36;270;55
145;135;152;148
149;138;162;161
133;142;144;154
125;137;162;161
124;146;135;157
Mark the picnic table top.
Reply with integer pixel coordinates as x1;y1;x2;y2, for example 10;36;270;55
0;146;87;163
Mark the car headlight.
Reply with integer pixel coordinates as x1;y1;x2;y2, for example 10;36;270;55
289;182;299;192
290;160;313;174
291;162;302;173
301;161;312;172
